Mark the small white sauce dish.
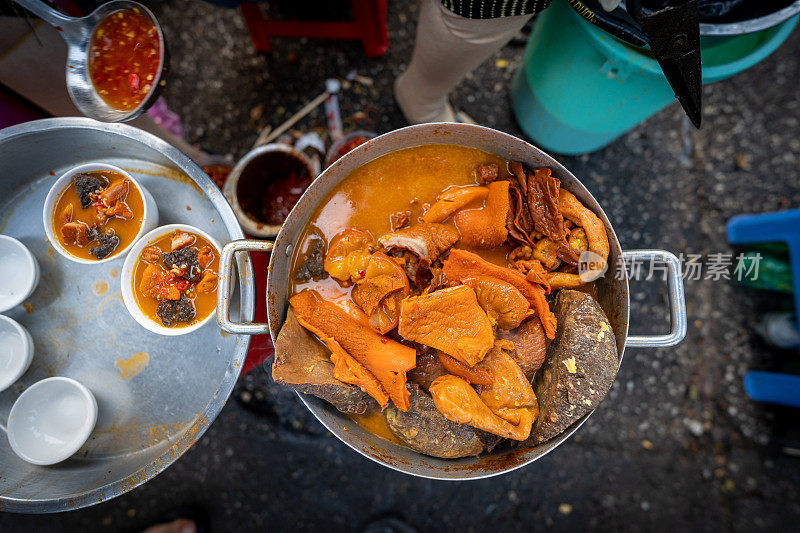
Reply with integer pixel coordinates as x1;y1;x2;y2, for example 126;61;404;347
7;377;97;466
0;235;40;313
42;163;159;264
0;315;34;392
121;224;222;336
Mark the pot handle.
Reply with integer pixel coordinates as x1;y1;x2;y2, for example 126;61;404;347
217;239;274;335
622;250;687;348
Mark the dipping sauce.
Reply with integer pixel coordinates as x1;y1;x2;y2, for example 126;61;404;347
88;8;161;111
236;150;313;226
132;230;219;328
52;170;144;260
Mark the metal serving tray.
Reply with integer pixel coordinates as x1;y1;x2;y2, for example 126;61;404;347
0;118;253;513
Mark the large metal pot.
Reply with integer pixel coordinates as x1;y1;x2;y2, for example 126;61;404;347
218;123;686;479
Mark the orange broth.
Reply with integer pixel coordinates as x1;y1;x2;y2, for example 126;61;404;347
51;170;144;261
132;231;220;328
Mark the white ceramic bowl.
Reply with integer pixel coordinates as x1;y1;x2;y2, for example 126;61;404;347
0;235;40;313
121;224;222;336
42;163;159;264
7;377;97;466
0;315;34;393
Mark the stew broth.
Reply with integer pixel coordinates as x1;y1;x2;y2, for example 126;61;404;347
51;170;144;261
132;231;219;328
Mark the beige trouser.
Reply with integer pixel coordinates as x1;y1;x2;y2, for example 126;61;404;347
394;0;534;124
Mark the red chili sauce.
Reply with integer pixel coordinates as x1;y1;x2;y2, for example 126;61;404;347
330;136;371;165
88;8;161;111
236;151;313;226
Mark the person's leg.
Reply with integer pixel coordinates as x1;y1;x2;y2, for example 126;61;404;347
395;0;533;124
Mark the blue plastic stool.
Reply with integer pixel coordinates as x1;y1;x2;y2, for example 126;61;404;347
744;371;800;408
727;209;800;407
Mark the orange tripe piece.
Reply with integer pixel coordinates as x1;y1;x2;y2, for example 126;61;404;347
325;336;390;408
443;248;557;339
422;185;489;224
453;180;509;249
398;285;494;367
429;348;537;441
290;289;416;411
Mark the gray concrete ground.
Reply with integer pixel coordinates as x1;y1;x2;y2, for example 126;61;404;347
2;0;800;530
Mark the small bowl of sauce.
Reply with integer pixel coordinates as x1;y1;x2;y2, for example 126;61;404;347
223;145;317;238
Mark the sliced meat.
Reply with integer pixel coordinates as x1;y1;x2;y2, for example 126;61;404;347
476;163;499;184
497;319;547;381
443;249;557;340
197;246;216;269
290;289;416;411
378;223;459;265
60;221;89;247
506;182;536;247
509;162;578;267
196;270;218;294
389;210;412;231
273;308;377;415
141;245;163;264
60;204;73;223
422;186;488;224
407;351;448;391
453;180;509;249
73;173;104;209
161;248;202;281
437;351;493;386
171;232;196;251
398;285;494;367
156;296;196;327
99;179;128;205
139;264;167;298
461;275;530;330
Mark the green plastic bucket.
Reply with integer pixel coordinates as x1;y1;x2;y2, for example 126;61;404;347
511;0;799;155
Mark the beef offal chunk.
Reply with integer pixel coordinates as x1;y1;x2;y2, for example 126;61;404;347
161;248;202;281
293;235;325;283
73;173;105;209
476;163;499;184
156;296;196;327
87;227;120;259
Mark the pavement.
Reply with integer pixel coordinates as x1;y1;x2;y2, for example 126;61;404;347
2;1;800;531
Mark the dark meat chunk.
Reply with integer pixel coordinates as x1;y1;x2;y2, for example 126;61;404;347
497;318;547;381
526;290;618;445
407;351;447;390
273;308;377;415
73;173;104;209
87;228;119;259
389;210;412;231
156;296;196;327
476;163;499;184
161;248;202;281
293;235;325;283
384;384;485;459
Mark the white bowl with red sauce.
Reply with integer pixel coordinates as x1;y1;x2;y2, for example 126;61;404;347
120;224;222;336
42;163;158;264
